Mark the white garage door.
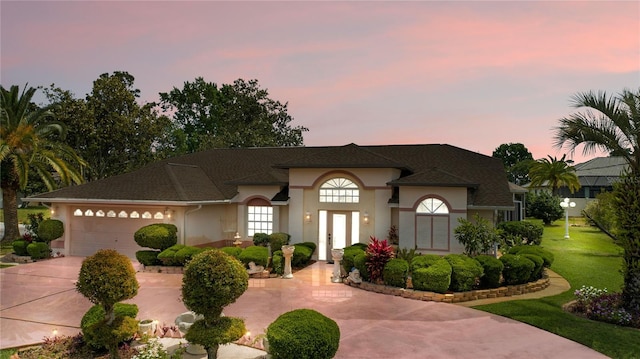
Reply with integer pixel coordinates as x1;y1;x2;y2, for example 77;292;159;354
70;216;152;258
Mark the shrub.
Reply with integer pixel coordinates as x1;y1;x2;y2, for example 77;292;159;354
175;246;205;265
500;254;535;285
157;244;187;266
350;243;368;251
454;214;501;256
444;254;484;292
186;316;247;349
412;258;452;293
475;255;503;288
509;245;555;267
239;246;269;267
267;309;340;359
588;293;633;326
81;303;139;349
36;219;64;243
24;212;44;241
365;236;394;283
410;254;442;272
134;223;178;251
182;250;248;319
353;253;369;281
526;192;564;225
497;221;544;246
135;250;161;266
220;246;243;259
27;242;50;259
12;239;29;256
522;253;544;281
292;244;313;267
87;315;139;356
383;258;409;288
583;191;618;234
298;241;317;254
272;250;283;275
253;233;270;247
396;248;418;265
343;246;365;273
269;232;291;251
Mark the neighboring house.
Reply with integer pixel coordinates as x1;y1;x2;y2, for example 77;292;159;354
25;143;514;259
556;156;628;216
504;182;527;222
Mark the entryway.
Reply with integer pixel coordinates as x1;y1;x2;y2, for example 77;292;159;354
318;210;360;261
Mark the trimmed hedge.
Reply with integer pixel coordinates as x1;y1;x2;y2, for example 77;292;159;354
497;221;544;245
444;254;484;292
475;255;504;288
185;317;246;349
81;303;139;349
269;232;290;251
298;242;317;254
175;246;205;265
410;254;442;272
292;244;313;267
27;242;50;259
220;246;243;259
343;247;365;273
353;253;369;281
350;243;368;251
267;309;340;359
509;245;554;267
411;258;452;293
12;240;29;256
37;219;64;243
238;246;269;267
157;244;187;266
500;254;535;285
522;253;544;281
272;250;283;275
383;258;409;288
253;233;270;247
135;250;161;266
134;223;177;251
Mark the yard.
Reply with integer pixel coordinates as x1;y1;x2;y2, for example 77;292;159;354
474;219;640;358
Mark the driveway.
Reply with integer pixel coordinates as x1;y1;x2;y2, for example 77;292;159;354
0;257;606;358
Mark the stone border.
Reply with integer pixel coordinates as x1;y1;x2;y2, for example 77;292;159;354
344;273;550;304
139;265;272;278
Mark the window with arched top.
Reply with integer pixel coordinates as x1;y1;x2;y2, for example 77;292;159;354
416;197;450;250
247;198;273;236
319;178;359;203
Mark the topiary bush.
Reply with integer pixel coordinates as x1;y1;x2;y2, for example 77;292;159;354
411;258;452;293
444;254;484;292
220;246;243;259
134;223;177;251
135;250;161;266
410;254;442;272
508;245;555;267
253;232;270;247
522;253;544;281
292;244;313;267
238;246;269;267
81;303;138;349
350;243;368;251
267;309;340;359
497;221;544;246
12;239;29;256
298;241;317;254
500;254;535;285
87;315;139;356
269;232;290;251
343;246;365;273
175;246;205;265
353;253;369;281
36;219;64;243
383;258;409;288
186;316;246;351
475;255;504;288
272;250;283;275
27;242;50;259
157;244;187;266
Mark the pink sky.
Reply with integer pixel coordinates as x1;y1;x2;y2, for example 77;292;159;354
2;1;638;164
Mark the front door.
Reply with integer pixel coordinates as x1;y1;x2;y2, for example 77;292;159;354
326;211;352;262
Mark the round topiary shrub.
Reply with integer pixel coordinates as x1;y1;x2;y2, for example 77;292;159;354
220;246;243;259
383;258;409;288
292;244;313;267
26;242;50;259
500;254;535;285
238;245;269;267
269;232;290;251
253;233;270;247
342;247;365;273
134;223;178;251
182;249;248;319
185;316;246;350
444;254;484;292
522;253;544;281
267;309;340;359
81;303;139;349
410;254;442;272
87;315;139;356
12;240;29;256
36;219;64;243
135;250;161;266
475;255;504;289
411;258;452;293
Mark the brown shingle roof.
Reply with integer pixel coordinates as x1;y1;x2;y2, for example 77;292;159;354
29;144;512;207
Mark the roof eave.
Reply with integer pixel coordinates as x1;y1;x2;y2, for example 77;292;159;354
22;197;231;206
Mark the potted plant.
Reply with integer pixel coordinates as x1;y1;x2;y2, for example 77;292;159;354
138;319;156;337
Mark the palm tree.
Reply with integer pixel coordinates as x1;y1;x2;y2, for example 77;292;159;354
1;84;86;242
528;154;580;195
554;87;640;316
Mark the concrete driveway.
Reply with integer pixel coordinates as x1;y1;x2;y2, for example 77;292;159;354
0;257;606;358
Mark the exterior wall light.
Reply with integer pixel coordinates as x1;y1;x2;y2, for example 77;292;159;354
305;211;312;223
164;208;173;220
363;211;369;224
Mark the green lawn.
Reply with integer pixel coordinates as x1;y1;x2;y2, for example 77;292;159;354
0;206;50;224
474;220;640;358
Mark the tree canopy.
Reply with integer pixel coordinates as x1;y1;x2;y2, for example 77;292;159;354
492;143;535;185
528;154;580;195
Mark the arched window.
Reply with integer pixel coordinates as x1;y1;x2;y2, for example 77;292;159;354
319;178;359;203
417;198;449;214
416;197;450;250
247;198;273;236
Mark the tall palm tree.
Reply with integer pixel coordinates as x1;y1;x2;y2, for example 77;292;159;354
1;84;86;242
554;87;640;315
528;154;580;195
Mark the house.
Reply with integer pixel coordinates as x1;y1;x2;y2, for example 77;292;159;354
556;156;628;216
25;143;515;259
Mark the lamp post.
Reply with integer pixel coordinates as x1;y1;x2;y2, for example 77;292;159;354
559;197;576;239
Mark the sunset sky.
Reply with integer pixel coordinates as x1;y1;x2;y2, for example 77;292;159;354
2;1;638;164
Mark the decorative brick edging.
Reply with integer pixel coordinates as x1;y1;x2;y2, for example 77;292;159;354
139;265;272;278
344;274;550;303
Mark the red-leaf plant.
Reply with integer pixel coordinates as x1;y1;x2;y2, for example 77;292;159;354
365;236;395;284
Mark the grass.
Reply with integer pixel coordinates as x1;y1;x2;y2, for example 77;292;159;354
0;206;50;224
474;219;640;359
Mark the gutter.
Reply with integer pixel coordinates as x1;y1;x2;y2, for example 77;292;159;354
182;205;203;245
21;197;230;206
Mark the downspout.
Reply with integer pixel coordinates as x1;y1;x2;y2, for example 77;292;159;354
182;205;202;245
